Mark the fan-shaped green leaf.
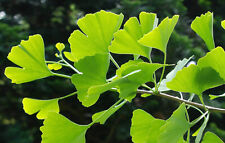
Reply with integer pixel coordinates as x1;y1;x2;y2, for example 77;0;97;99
158;103;190;143
22;98;59;120
5;34;53;84
68;10;124;62
40;113;90;143
109;12;158;59
71;54;109;107
139;15;179;54
222;20;225;29
47;63;62;70
202;132;224;143
88;60;162;101
130;109;165;143
158;56;192;91
198;47;225;80
191;12;215;51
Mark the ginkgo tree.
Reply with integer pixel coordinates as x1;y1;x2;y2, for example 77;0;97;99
4;10;225;143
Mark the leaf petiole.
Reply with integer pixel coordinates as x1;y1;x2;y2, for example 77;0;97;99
109;53;120;69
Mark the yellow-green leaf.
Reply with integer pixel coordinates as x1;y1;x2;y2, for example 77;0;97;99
202;132;224;143
48;63;62;70
5;34;53;84
222;20;225;29
22;98;59;119
139;15;179;54
191;12;215;51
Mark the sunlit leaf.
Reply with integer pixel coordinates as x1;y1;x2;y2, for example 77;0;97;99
198;47;225;80
40;113;90;143
88;60;162;101
5;34;53;84
201;132;224;143
109;12;158;59
191;12;215;51
22;98;59;120
48;63;62;70
158;103;190;143
55;42;65;52
92;100;126;124
130;109;165;143
158;56;192;91
209;94;225;100
139;15;179;54
71;54;109;107
222;20;225;29
68;10;124;61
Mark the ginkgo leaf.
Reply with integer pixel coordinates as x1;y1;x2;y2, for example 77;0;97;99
109;12;158;59
22;98;59;119
88;60;162;101
5;34;53;84
158;103;190;143
139;15;179;54
191;12;215;51
198;47;225;80
92;100;126;124
158;56;192;91
167;47;225;95
130;109;165;143
222;20;225;29
67;10;124;62
71;54;109;107
209;94;225;100
201;132;224;143
40;113;90;143
48;63;62;70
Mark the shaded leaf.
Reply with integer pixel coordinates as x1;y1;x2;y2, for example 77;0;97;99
22;98;59;120
202;132;224;143
40;113;89;143
109;12;158;59
68;10;124;61
139;15;179;54
158;103;190;143
5;34;53;84
195;113;210;143
130;109;165;143
191;12;215;51
71;54;109;107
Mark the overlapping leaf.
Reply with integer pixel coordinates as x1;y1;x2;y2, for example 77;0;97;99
5;34;53;84
139;15;179;54
23;98;59;119
167;47;225;95
130;103;190;143
202;132;224;143
88;60;162;101
222;20;225;29
71;54;109;107
191;12;215;51
67;10;124;62
109;12;158;59
40;113;90;143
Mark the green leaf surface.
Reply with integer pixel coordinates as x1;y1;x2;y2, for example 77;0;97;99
130;109;165;143
195;113;210;143
202;132;224;143
198;47;225;80
158;103;190;143
5;34;53;84
209;93;225;100
40;113;89;143
92;100;126;124
47;63;62;70
191;12;215;51
222;20;225;29
139;15;179;54
68;10;124;61
167;47;225;95
88;60;162;101
71;54;109;107
109;12;158;59
23;98;59;119
158;56;192;91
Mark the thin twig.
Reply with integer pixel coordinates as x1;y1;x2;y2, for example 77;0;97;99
137;89;225;114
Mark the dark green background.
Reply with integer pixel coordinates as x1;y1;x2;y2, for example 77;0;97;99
0;0;225;142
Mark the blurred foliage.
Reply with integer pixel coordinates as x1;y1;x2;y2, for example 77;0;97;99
0;0;225;143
